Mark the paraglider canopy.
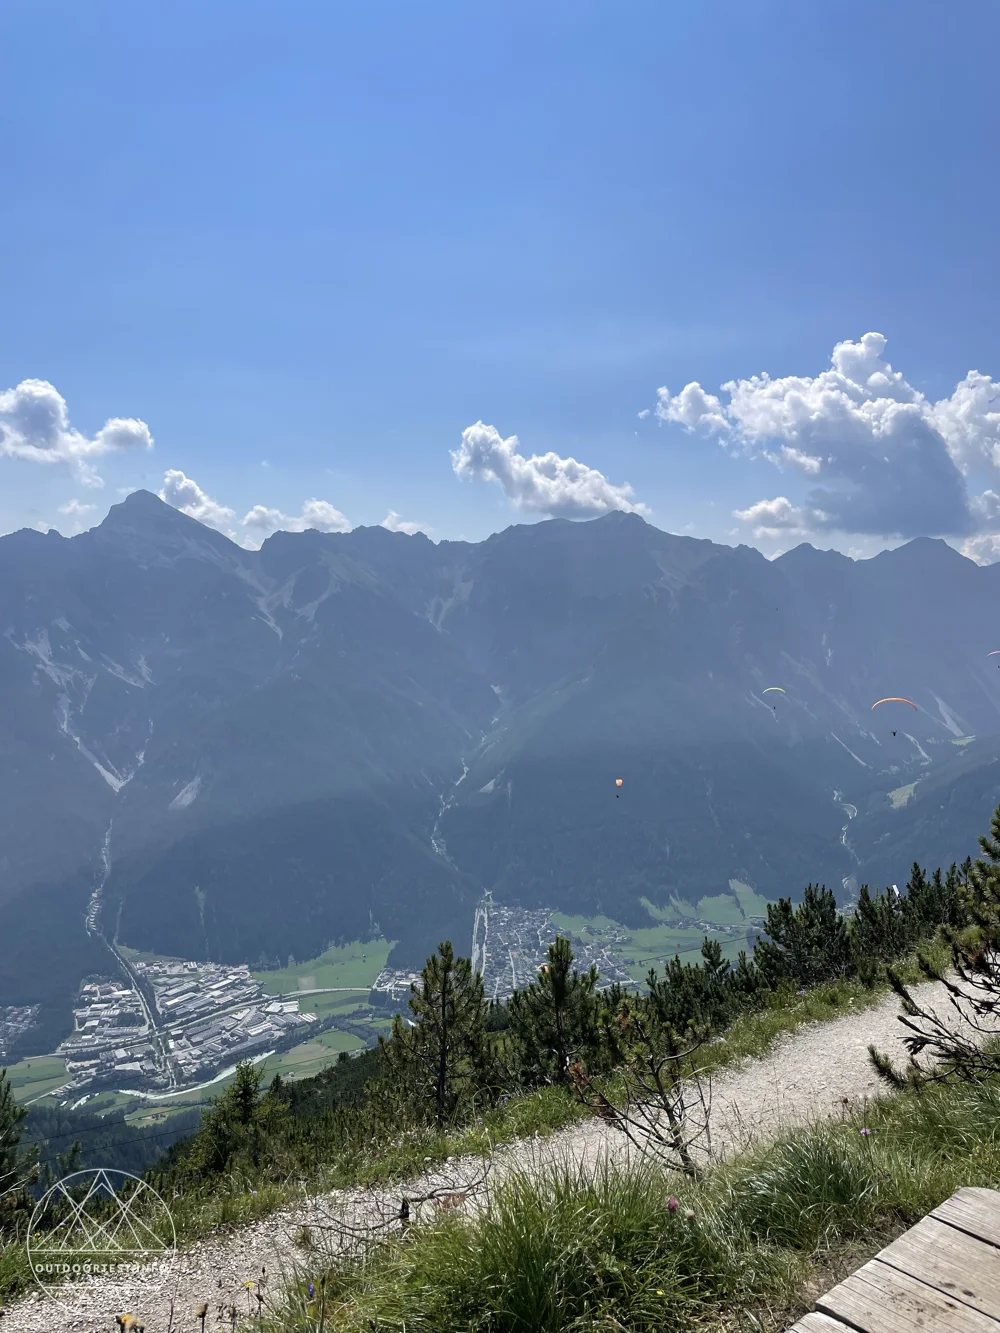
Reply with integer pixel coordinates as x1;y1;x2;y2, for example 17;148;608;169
615;778;623;788
871;698;917;710
762;687;785;695
988;651;1000;658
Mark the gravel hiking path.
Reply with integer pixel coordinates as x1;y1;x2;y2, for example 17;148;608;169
4;976;966;1332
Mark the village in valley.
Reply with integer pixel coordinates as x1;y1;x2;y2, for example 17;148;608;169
0;1005;40;1062
371;897;636;1009
55;960;319;1096
40;891;740;1100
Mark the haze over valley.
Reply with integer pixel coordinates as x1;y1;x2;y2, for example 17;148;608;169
2;491;999;1069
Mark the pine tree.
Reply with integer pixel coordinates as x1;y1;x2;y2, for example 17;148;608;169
730;949;764;1005
508;936;600;1084
187;1060;290;1175
0;1067;37;1225
901;861;965;936
871;805;1000;1088
754;883;850;988
383;941;490;1127
850;883;908;968
572;977;713;1178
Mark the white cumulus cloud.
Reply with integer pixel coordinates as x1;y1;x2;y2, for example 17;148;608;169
0;379;153;488
452;420;647;518
654;333;1000;540
241;497;351;539
931;372;1000;473
158;470;352;544
731;496;827;538
57;498;97;518
655;381;729;433
159;470;236;532
963;533;1000;565
381;510;426;536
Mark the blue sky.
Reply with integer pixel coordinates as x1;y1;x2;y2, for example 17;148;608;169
2;0;999;558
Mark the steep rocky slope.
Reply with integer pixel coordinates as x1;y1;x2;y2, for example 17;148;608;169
1;494;999;1044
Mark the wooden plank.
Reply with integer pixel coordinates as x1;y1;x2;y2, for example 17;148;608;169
786;1313;854;1333
932;1188;1000;1250
876;1214;1000;1319
818;1258;1000;1333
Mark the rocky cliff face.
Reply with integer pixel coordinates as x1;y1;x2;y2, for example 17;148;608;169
2;493;999;1043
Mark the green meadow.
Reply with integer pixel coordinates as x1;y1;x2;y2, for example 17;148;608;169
6;1055;68;1103
253;937;393;995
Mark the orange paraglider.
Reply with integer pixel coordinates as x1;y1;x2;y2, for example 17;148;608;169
871;697;916;739
615;777;623;798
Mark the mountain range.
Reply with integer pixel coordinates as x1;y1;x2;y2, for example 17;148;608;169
3;490;1000;1052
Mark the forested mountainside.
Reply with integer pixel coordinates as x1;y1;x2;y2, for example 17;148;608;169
2;491;999;1045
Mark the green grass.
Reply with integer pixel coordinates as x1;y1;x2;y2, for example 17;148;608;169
83;1089;142;1113
552;902;759;988
637;895;699;924
6;1055;68;1103
304;991;369;1019
259;1032;365;1082
730;879;771;918
117;944;186;964
696;892;746;925
267;1064;1000;1332
253;938;393;995
554;903;762;985
124;1102;200;1128
888;782;917;808
549;912;623;938
619;923;740;983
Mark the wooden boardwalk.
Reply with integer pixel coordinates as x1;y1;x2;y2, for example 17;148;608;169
789;1187;1000;1332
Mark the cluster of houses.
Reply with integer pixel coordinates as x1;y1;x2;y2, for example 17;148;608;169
58;981;160;1088
0;1004;40;1061
141;959;318;1082
56;960;319;1093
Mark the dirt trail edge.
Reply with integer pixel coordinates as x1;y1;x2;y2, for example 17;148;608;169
6;977;960;1332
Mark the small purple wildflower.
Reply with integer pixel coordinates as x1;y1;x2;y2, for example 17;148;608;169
307;1283;315;1299
666;1195;680;1214
859;1127;874;1137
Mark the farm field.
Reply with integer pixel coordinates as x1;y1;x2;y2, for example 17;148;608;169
258;1030;365;1082
124;1101;202;1129
550;908;748;985
304;992;369;1019
620;923;744;981
729;879;771;918
7;1055;69;1103
253;938;393;995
